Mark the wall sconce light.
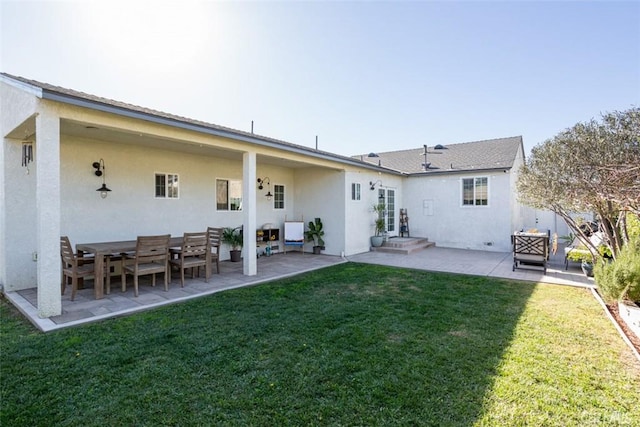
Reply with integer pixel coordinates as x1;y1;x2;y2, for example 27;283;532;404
257;177;273;200
369;180;382;190
92;159;111;198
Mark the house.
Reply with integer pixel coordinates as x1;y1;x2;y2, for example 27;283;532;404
1;73;556;318
356;138;543;252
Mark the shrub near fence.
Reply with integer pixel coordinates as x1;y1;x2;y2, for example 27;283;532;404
595;237;640;303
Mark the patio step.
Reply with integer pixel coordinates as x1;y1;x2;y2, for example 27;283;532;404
371;237;435;254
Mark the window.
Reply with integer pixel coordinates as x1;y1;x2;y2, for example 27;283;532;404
351;183;361;201
274;184;285;209
462;177;488;206
155;173;179;198
216;179;242;211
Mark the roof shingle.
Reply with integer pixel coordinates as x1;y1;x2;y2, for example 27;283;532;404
354;136;523;174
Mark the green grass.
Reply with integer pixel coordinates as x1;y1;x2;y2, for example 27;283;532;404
2;263;639;426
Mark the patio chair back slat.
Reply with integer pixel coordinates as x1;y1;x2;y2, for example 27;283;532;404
60;236;99;301
207;227;223;274
122;234;171;297
170;231;211;288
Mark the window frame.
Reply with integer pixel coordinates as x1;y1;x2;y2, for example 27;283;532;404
154;172;180;199
351;182;361;201
461;177;489;207
216;178;243;211
273;184;285;210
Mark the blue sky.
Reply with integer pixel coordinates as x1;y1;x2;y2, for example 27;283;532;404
1;0;638;157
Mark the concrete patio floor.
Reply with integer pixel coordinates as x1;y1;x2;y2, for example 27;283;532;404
6;243;592;332
348;243;593;288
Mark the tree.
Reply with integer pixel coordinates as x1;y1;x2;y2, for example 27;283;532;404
517;107;640;259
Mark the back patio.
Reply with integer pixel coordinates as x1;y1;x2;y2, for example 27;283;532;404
6;243;592;332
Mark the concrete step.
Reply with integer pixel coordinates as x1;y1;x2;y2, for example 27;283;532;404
371;237;435;254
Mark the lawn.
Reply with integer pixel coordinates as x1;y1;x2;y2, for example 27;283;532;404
2;263;639;426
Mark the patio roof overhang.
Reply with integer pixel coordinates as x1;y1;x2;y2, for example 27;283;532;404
2;72;405;175
40;85;402;175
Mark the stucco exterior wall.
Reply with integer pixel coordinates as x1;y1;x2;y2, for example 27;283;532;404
292;167;346;256
509;143;568;237
1;81;41;292
403;171;513;252
342;171;405;255
530;210;570;237
60;136;306;261
344;171;375;255
1;134;38;291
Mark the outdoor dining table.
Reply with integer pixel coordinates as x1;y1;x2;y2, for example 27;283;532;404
76;236;183;299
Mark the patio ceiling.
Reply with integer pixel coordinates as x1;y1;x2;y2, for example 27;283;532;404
60;119;332;170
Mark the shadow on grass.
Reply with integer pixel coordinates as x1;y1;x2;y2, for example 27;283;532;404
1;262;535;426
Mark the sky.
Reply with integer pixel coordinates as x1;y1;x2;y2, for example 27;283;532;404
1;0;639;157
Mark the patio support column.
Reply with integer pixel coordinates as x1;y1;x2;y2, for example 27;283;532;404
242;151;257;276
35;107;61;317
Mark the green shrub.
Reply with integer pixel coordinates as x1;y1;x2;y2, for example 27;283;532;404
595;237;640;303
627;212;640;239
566;247;593;263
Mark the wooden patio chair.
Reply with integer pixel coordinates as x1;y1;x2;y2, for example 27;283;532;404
60;236;110;301
207;227;223;275
169;231;210;287
121;234;171;297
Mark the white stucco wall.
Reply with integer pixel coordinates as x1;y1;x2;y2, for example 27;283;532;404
525;210;570;237
342;171;405;255
403;171;514;252
509;143;531;232
344;171;374;255
60;136;307;262
510;142;568;237
1;81;41;292
1;134;38;291
292;167;346;256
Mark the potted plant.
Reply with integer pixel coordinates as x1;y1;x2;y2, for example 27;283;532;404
222;226;243;262
304;217;325;254
565;248;592;275
371;202;386;247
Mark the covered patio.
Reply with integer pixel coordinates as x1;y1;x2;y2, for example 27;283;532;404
6;242;594;332
8;252;346;332
1;73;399;320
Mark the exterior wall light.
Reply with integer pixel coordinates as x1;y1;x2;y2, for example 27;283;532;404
93;159;111;198
257;177;273;200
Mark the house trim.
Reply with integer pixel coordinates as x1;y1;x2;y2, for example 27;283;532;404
406;167;512;177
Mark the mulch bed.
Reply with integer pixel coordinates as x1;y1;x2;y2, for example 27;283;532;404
605;302;640;354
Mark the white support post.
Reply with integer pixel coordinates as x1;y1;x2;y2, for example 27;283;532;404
35;108;62;317
242;151;257;276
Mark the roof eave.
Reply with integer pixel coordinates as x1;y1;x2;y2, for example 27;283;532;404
0;74;43;97
39;88;397;174
407;166;513;177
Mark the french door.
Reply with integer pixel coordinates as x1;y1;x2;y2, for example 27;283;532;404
377;188;396;237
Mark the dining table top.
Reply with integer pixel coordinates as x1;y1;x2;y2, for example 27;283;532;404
76;236;184;254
